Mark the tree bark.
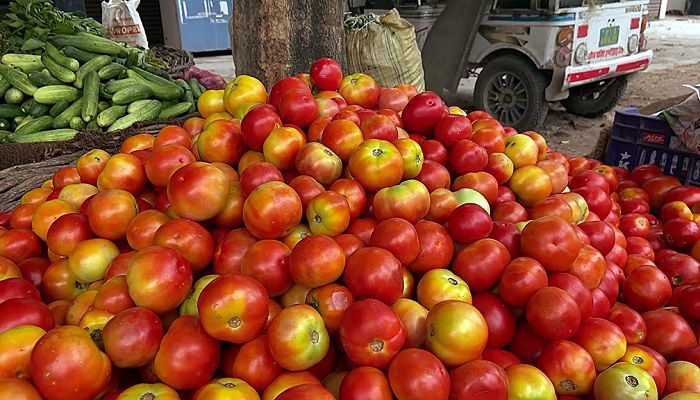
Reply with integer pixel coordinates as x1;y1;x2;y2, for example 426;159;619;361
230;0;346;87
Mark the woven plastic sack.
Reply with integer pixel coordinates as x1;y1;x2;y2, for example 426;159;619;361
102;0;148;48
664;84;700;153
345;9;425;91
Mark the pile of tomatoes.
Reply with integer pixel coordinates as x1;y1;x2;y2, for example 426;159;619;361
0;57;699;400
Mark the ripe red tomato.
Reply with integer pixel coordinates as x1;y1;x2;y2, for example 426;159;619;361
569;244;606;290
505;364;557;400
434;114;472;147
329;178;367;220
401;91;447;134
450;359;508;400
388;349;450;400
102;307;163;368
421;139;448;165
97;153;146;195
338;73;380;109
407;220;454;274
448;139;489;175
642;308;697;360
520;216;581;273
348;139;404;192
92;275;135;314
373;180;430;224
279;89;319;128
642;175;681;209
168;162;230;221
241;240;292;296
289;235;345;288
472;293;516;348
664;217;700;249
498;257;548;307
415;160;451;192
344;247;403;305
0;297;54;333
453;238;510;293
0;277;40;304
508;322;548;364
607;302;647;344
369;218;419;265
154;316;220;390
537;340;596;396
622;265;672;312
339;366;392;400
126;246;193;314
0;229;42;264
570;170;610;194
153;219;214;273
197;273;268;343
243;181;303;239
426;300;488;366
46;213;93;257
548;272;593;320
310;58;342;91
574;318;627;371
447;203;493;245
339;299;406;368
76;149;110;185
213;228;257;274
489;221;521;259
525;287;581;340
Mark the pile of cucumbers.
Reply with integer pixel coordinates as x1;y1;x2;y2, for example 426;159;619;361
0;32;204;144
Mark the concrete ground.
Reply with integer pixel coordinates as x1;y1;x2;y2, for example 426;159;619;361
194;16;700;157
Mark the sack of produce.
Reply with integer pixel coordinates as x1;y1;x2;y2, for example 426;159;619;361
345;9;425;92
101;0;149;48
664;84;700;153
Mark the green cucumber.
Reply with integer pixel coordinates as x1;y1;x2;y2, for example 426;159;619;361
1;54;44;73
50;100;71;118
0;104;24;119
44;43;80;72
108;100;161;132
0;76;11;98
75;55;112;89
188;78;203;98
52;98;83;129
127;99;152;114
14;115;53;136
159;102;192;120
4;88;25;104
8;128;78;143
81;72;100;122
0;64;37;95
98;63;127;80
112;85;153;105
126;68;183;100
96;105;128;128
61;46;99;63
28;70;63;87
33;85;80;105
21;99;49;117
41;54;76;84
69;116;86;131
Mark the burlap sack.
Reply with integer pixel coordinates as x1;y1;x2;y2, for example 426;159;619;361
345;9;425;91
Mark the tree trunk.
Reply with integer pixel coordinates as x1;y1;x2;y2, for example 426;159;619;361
230;0;346;87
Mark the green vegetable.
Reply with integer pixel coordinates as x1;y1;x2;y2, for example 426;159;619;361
98;101;110;112
126;99;151;114
98;63;126;80
14;115;52;135
0;0;105;55
53;33;125;57
52;98;82;128
159;102;191;120
0;104;24;119
75;55;111;88
104;78;138;94
86;120;98;130
108;99;160;131
0;64;38;95
127;68;183;100
41;53;76;83
8;128;77;143
0;130;11;142
33;85;80;104
4;88;25;104
189;78;203;98
61;46;99;63
0;119;8;130
28;70;62;87
0;76;11;98
1;54;44;73
96;105;127;128
69;116;85;130
81;71;99;122
44;42;79;72
50;99;70;117
112;85;153;105
21;99;49;117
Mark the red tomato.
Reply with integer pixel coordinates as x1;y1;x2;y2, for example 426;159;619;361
573;186;612;218
401;92;447;134
154;316;220;390
508;322;548;364
377;88;409;112
338;73;379;109
197;273;268;343
421;139;448;165
664;217;700;249
407;220;454;274
447;203;493;245
526;287;581;340
92;276;135;314
126;246;193;314
348;139;404;192
102;307;163;368
344;247;403;305
168;162;230;221
329;179;367;220
643;309;697;360
213;228;257;274
426;300;488;366
548;273;593;320
448;139;489;175
339;366;392;400
520;216;581;272
144;145;195;188
223;335;282;392
622;265;672;312
505;364;556;400
489;221;521;259
434;114;473;147
450;359;508;400
608;302;647;344
153;219;213;273
279;89;319;128
472;293;516;348
498;257;548;307
0;297;54;333
574;318;627;371
289;235;345;288
368;218;419;265
30;326;111;400
642;175;682;209
569;244;607;290
339;299;406;368
310;58;342;91
537;340;596;396
570;170;610;194
241;240;292;296
0;277;40;304
416;160;451;192
288;175;324;210
46;213;93;257
276;384;335;400
97;153;146;195
243;181;303;239
453;238;510;293
76;149;110;186
306;191;351;237
294;142;343;186
388;349;450;400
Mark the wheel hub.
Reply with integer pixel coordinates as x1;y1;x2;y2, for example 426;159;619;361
485;72;529;125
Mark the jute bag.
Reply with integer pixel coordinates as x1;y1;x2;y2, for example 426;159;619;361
345;9;425;91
